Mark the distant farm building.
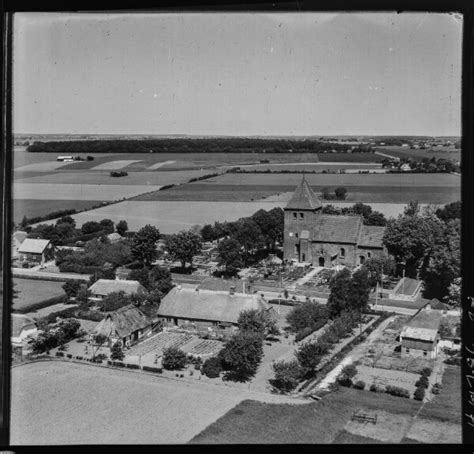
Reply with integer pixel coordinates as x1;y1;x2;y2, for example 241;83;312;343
12;231;28;259
88;279;147;303
12;314;39;354
283;177;386;267
18;238;54;265
158;286;275;337
94;304;153;347
400;305;441;359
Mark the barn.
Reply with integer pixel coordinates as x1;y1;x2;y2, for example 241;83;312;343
399;305;442;359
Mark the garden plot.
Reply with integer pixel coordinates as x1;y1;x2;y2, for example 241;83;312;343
127;331;194;357
353;365;419;395
343;409;412;443
179;338;223;357
91;160;143;170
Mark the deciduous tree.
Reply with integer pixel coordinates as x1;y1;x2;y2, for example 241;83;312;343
130;225;160;267
165;230;202;270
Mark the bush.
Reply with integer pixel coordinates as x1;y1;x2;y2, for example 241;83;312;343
385;385;410;398
76;356;83;360
143;366;163;373
421;367;432;377
353;380;365;390
337;376;352;387
369;383;378;392
66;353;72;359
202;357;222;378
269;359;306;393
112;361;125;368
414;387;425;401
110;342;124;361
415;375;429;389
341;364;357;379
56;352;64;357
126;363;140;369
162;347;187;370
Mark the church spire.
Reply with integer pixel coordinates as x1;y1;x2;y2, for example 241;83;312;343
285;176;322;211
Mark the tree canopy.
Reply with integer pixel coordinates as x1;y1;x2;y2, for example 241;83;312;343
130;225;161;267
165;230;202;269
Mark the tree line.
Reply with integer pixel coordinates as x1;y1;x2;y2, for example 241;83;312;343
27;138;368;154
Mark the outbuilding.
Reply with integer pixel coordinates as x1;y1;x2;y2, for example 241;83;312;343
18;238;54;265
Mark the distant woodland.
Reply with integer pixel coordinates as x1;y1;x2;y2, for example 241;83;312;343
26;139;375;154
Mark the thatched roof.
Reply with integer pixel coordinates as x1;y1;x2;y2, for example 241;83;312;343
94;304;151;338
158;287;272;324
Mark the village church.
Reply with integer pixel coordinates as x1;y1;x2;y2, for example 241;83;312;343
283;176;387;267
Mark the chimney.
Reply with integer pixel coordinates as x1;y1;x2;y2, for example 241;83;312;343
229;286;236;296
425;303;431;312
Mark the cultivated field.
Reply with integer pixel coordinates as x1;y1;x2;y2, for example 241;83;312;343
13;183;163;201
201;172;460;187
10;361;300;445
33;200;289;233
12;199;103;224
12;278;65;312
374;146;460;162
14;170;210;186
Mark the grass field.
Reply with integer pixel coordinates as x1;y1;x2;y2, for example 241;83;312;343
10;361;299;445
418;365;461;424
12;199;104;224
191;387;424;444
12;278;65;312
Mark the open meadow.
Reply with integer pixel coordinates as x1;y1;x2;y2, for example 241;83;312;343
10;360;300;445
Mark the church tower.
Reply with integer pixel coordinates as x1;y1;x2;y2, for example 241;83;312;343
283;175;322;263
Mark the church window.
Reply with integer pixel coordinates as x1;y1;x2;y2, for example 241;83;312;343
293;212;297;219
340;248;345;258
367;252;371;258
300;212;304;219
295;233;298;239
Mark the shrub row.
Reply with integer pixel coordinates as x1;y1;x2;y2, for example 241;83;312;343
385;385;410;399
413;368;433;401
21;208;77;227
58;263;103;274
142;365;163;373
188;173;220;182
14;294;69;314
110;170;128;177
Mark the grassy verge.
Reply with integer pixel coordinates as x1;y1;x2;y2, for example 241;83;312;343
417;365;461;424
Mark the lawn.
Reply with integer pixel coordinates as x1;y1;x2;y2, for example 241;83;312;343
12;278;65;312
12;199;104;224
191;387;423;444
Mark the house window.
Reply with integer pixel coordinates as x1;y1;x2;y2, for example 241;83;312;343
405;348;410;353
294;245;298;254
293;212;297;219
423;351;427;356
295;233;298;239
302;253;306;261
367;252;372;258
300;213;304;219
340;248;345;258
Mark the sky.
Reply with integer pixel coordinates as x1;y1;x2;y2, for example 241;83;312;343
13;12;462;136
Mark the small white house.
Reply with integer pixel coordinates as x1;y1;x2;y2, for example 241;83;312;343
18;238;54;265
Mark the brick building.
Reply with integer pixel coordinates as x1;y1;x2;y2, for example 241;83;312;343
283;176;386;267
